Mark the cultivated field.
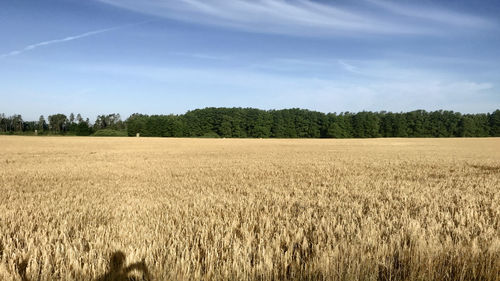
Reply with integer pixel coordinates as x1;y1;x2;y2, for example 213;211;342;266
0;136;499;281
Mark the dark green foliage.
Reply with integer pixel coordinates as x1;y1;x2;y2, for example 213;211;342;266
92;129;128;137
123;108;500;138
200;131;220;138
380;112;408;137
352;111;380;138
1;108;499;138
270;108;324;138
125;113;148;136
1;112;94;136
489;110;500;137
125;113;185;137
75;122;93;136
94;113;125;131
405;110;427;137
48;114;68;133
324;113;354;138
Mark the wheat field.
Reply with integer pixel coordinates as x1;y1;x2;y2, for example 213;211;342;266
0;136;499;281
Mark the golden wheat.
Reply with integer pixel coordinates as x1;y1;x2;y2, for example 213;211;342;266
0;136;499;281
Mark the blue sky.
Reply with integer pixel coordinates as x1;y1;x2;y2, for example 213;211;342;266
1;0;499;120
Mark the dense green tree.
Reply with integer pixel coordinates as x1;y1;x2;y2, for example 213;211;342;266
0;113;6;132
489;110;500;137
405;110;427;137
38;115;47;132
94;113;124;131
2;108;500;137
11;115;23;132
75;121;93;136
325;113;342;138
125;113;149;136
458;114;489;137
219;116;233;138
48;114;67;134
352;111;380;138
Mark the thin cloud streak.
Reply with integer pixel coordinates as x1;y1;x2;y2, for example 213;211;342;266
170;52;229;61
97;0;494;36
71;62;497;113
338;60;363;74
0;21;152;59
365;0;492;28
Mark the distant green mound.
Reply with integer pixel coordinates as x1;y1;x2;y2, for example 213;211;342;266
92;129;128;137
200;131;220;138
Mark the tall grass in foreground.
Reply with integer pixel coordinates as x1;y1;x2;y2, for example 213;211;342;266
0;137;499;280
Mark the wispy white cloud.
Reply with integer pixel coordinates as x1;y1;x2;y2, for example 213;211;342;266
170;52;229;61
365;0;492;28
96;0;494;36
71;62;497;113
338;60;363;74
0;21;151;59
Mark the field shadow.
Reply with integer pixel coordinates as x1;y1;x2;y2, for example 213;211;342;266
17;251;151;281
17;259;29;281
96;251;151;281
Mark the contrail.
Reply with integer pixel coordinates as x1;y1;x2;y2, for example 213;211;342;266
0;21;153;59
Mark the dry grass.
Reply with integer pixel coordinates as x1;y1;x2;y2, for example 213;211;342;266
0;136;499;281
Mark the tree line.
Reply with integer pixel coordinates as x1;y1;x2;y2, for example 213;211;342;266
1;108;499;138
0;113;125;136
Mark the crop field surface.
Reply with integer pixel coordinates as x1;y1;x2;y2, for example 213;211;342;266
0;136;499;281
